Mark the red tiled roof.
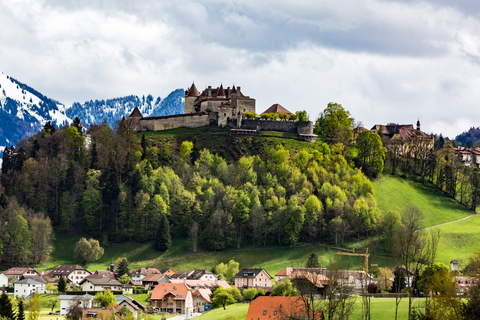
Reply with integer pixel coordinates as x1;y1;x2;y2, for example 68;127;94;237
150;283;190;301
4;268;38;276
192;288;212;303
246;296;323;320
186;83;200;97
44;265;89;278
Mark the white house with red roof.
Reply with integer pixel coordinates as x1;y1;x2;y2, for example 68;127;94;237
4;268;39;280
234;268;273;290
149;283;193;315
44;265;91;285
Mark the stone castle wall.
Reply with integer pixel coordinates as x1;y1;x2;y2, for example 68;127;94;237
231;118;314;135
137;113;212;131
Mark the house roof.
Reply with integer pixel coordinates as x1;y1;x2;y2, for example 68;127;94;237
4;268;38;276
13;278;45;285
129;107;143;118
45;265;90;278
119;299;146;311
150;283;190;301
130;267;162;276
327;270;371;282
20;275;46;283
234;269;273;279
261;104;292;115
141;273;168;282
79;275;122;286
192;288;212;303
391;266;415;276
170;270;194;279
94;270;115;279
275;267;326;277
160;268;175;275
186;83;200;97
187;269;216;280
246;296;323;320
59;294;94;301
169;279;230;290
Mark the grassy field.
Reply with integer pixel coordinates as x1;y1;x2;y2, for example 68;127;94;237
372;174;471;228
197;297;419;320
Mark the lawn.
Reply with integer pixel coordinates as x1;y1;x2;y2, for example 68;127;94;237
372;174;471;228
195;297;420;320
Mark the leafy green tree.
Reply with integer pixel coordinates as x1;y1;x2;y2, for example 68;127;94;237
180;140;194;164
214;260;240;284
10;215;31;265
65;301;83;320
271;278;298;296
0;291;14;319
115;258;130;278
94;289;116;307
29;214;54;265
282;196;305;245
47;297;59;312
377;267;394;292
243;288;257;302
117;274;132;284
418;262;449;293
314;103;354;139
82;169;102;235
154;213;171;252
303;195;322;241
211;287;236;310
26;292;41;320
74;238;104;265
58;275;67;293
355;130;385;177
306;252;320;268
46;283;58;293
228;287;242;302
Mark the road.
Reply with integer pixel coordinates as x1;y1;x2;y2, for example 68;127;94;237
167;313;202;320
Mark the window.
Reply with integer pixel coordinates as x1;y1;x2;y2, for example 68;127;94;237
274;311;277;315
263;311;267;315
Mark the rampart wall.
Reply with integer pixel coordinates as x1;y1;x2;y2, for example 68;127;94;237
232;118;314;135
137;113;212;131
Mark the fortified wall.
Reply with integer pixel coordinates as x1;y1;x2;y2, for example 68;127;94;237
135;112;214;131
232;118;314;134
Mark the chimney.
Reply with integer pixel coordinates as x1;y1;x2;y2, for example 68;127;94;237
208;86;212;97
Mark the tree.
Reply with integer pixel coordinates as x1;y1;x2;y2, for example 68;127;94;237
427;272;463;320
46;283;58;293
154;213;171;252
377;267;394;292
115;257;130;278
27;292;41;320
418;262;449;294
211;287;236;310
0;291;14;319
314;103;354;140
282;196;305;245
117;274;132;284
58;275;67;293
65;301;83;320
306;252;320;268
243;288;257;302
271;278;299;297
47;297;59;312
94;289;116;307
391;269;406;293
74;238;104;265
214;260;240;284
355;130;385;177
17;300;25;320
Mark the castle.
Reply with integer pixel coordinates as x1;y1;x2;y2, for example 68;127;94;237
129;83;316;141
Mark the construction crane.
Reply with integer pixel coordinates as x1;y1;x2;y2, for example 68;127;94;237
336;248;370;275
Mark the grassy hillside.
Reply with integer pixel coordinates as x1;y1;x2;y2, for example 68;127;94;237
372;174;471;228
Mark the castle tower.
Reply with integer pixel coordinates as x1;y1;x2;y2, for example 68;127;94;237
416;119;421;131
185;83;200;113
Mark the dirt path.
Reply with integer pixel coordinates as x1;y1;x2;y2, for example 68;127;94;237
422;213;477;230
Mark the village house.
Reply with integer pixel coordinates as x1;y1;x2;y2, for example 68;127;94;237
81;307;118;320
454;277;476;294
246;296;324;320
79;275;123;292
392;266;415;287
117;299;146;318
169;270;195;279
454;147;480;167
234;268;273;290
330;270;373;292
0;273;9;288
130;267;162;282
169;279;230;291
275;267;328;282
13;277;45;298
192;288;211;313
149;282;194;315
141;273;171;290
93;270;115;279
59;294;94;315
44;265;92;285
4;267;39;280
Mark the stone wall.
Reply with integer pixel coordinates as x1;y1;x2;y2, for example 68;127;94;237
235;118;314;135
137;113;212;131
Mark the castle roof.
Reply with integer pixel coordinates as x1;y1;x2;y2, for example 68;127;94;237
218;84;226;97
262;104;292;114
186;83;200;97
129;107;143;118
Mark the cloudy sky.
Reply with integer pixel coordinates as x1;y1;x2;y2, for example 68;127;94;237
1;0;480;138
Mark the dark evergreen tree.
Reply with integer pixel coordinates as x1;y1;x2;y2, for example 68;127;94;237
391;269;406;293
17;300;25;320
89;141;99;170
72;117;83;134
0;291;15;319
42;121;56;135
58;275;67;293
116;258;130;278
141;134;147;161
100;158;120;235
155;213;172;252
306;252;320;268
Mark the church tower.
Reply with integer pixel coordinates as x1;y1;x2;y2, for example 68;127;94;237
185;83;200;113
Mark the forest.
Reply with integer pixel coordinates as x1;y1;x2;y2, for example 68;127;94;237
0;111;381;267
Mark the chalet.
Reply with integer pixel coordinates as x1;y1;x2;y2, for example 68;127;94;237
118;299;146;318
192;288;211;313
328;270;373;292
149;283;194;315
454;147;480;168
246;296;324;320
13;277;45;298
130;267;162;282
59;294;94;315
141;273;170;290
79;275;123;292
234;268;273;290
4;268;39;280
44;265;91;285
169;279;230;291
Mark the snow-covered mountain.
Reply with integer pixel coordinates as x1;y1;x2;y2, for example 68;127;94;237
0;72;70;148
65;88;184;129
0;72;185;159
